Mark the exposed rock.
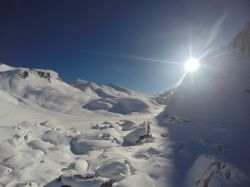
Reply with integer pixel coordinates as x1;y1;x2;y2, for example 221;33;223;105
92;122;114;130
20;70;29;79
37;71;52;82
100;180;114;187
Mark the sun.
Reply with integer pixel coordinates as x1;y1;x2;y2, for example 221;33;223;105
184;58;200;72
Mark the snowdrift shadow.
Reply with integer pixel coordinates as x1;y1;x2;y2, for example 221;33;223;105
156;106;250;187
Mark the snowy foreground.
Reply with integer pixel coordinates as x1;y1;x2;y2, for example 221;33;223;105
0;41;250;186
0;63;173;187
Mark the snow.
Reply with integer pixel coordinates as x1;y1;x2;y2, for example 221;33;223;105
117;120;136;131
74;79;155;115
0;63;15;72
95;158;135;181
0;26;250;186
123;121;152;145
159;48;250;186
109;98;149;115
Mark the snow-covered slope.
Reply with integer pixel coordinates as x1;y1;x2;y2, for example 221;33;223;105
72;79;136;98
0;65;92;114
73;79;158;114
0;64;169;187
159;25;250;187
0;65;158;115
167;49;250;124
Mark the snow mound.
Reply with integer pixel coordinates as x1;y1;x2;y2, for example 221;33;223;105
42;129;70;145
70;135;116;155
46;175;106;187
0;63;15;72
113;174;155;187
123;121;152;145
28;139;51;154
109;98;149;115
0;142;19;161
84;98;115;111
95;158;136;182
117;120;136;131
84;98;150;115
67;160;89;175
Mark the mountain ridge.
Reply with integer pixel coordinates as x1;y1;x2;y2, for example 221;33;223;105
0;63;160;116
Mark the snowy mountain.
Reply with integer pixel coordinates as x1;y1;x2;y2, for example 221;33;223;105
158;24;250;187
72;79;157;114
0;64;159;117
0;63;168;187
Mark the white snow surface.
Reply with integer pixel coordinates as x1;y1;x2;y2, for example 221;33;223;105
0;63;170;187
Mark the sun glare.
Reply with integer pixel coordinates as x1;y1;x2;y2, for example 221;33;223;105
184;58;200;72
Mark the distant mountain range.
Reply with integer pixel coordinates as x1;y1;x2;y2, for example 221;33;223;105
0;63;161;118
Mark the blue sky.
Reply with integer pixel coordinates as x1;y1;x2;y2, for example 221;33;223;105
0;0;250;95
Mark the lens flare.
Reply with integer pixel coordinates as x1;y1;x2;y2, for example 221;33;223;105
184;58;200;72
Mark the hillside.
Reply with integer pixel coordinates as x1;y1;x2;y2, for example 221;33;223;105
0;63;169;187
158;24;250;187
0;64;159;118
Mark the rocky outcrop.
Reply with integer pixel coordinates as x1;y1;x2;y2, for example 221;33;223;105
18;69;61;82
20;70;29;79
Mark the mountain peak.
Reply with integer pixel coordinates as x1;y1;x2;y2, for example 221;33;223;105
230;21;250;54
0;63;15;72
